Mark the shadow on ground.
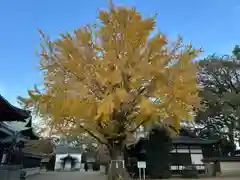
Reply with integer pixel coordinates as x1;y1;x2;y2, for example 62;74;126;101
27;171;105;180
27;171;240;180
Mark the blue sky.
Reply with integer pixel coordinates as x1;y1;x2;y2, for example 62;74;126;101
0;0;240;106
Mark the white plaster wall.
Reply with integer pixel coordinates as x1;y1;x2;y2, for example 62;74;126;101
54;154;82;170
170;147;204;170
190;149;203;165
220;162;240;174
100;165;106;173
191;154;203;164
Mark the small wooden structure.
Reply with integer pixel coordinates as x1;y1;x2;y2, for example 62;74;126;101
60;154;78;170
170;135;219;173
54;145;82;171
124;126;220;179
0;95;29;122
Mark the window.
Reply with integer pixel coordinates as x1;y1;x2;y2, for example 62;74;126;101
190;149;202;153
191;154;203;165
171;149;176;153
177;149;189;153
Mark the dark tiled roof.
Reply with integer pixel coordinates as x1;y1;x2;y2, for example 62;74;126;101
0;122;15;136
172;135;219;145
55;145;83;154
0;95;30;122
0;118;39;140
127;135;219;149
20;128;39;140
0;133;27;143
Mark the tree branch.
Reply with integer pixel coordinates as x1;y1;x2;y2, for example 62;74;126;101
128;115;151;133
67;118;108;145
41;33;104;100
78;123;108;145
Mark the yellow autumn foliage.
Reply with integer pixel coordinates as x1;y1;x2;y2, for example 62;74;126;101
19;3;201;146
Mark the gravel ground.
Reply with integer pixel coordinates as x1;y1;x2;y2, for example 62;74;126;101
27;171;105;180
27;171;240;180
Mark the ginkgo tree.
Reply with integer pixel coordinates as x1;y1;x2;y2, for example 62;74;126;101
19;2;201;178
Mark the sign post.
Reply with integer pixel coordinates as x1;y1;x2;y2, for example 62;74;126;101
137;161;146;180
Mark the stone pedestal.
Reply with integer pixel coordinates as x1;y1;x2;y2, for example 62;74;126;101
205;162;216;177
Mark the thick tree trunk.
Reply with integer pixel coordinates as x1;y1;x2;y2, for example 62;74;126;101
107;143;129;180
